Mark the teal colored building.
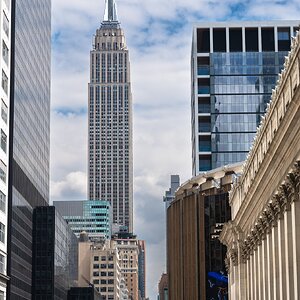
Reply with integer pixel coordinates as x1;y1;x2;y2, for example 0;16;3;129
54;200;112;239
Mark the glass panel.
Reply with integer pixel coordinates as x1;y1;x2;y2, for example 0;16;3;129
2;40;8;65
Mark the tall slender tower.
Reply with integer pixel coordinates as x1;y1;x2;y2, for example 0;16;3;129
88;0;133;232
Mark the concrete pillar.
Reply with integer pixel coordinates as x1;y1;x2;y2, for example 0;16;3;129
266;232;274;299
254;250;258;300
257;244;262;300
262;238;268;300
250;254;254;300
284;208;294;299
291;200;300;298
272;225;280;299
278;216;286;300
246;258;250;300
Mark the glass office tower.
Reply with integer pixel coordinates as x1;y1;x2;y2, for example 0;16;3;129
8;0;51;298
32;207;78;300
191;21;299;175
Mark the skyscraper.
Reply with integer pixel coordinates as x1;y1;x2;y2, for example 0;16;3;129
0;0;11;298
191;21;299;175
8;0;51;298
88;0;133;232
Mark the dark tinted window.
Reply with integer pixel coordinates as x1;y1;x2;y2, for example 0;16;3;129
213;28;226;52
262;27;275;51
197;28;210;53
245;28;258;52
229;28;242;52
278;27;291;51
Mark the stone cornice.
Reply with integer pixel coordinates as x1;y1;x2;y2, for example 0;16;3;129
223;162;300;262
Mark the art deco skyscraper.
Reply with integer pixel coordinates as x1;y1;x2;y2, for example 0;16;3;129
88;0;133;232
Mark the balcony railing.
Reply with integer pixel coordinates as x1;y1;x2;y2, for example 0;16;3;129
198;65;210;75
198;86;210;94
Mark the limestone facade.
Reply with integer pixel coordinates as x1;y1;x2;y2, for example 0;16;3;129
220;31;300;300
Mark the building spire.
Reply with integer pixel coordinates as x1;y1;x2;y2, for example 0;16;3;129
103;0;118;22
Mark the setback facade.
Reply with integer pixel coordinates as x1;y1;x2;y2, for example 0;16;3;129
191;21;299;175
88;0;133;232
8;0;51;298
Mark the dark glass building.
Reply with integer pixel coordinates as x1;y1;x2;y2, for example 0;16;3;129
67;287;103;300
32;206;78;300
8;0;51;298
191;21;299;175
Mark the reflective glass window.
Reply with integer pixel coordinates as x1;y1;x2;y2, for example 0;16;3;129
1;100;7;124
2;12;9;37
1;130;6;153
278;27;291;51
0;223;5;243
0;161;6;183
2;40;8;65
0;191;5;213
1;70;8;94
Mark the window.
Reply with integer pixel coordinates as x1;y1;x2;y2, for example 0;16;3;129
278;27;291;51
3;12;9;37
0;223;5;243
262;27;275;51
197;28;210;53
0;161;6;183
1;100;7;124
2;40;8;65
1;70;8;94
94;256;99;261
213;28;226;52
229;28;242;52
245;28;258;51
1;130;6;153
0;254;4;273
0;191;5;213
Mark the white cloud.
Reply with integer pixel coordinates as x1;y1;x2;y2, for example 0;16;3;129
51;0;300;298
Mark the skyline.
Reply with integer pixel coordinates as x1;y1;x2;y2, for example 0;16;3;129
50;0;300;299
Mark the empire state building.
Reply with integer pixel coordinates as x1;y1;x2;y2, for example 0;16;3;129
88;0;133;232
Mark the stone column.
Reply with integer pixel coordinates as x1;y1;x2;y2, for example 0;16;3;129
272;224;280;299
277;215;286;300
284;206;294;299
291;199;300;298
266;230;273;299
262;237;268;300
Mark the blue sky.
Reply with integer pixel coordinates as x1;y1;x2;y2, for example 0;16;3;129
50;0;300;298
